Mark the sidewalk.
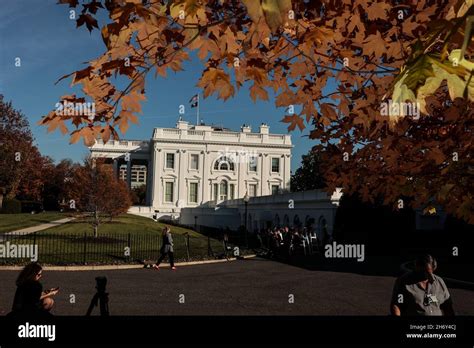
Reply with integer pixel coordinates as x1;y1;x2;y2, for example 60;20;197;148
0;218;74;242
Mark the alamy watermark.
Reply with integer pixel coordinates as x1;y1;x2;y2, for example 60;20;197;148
324;241;365;262
55;101;96;120
217;147;259;165
0;242;38;261
380;100;420;120
18;323;55;341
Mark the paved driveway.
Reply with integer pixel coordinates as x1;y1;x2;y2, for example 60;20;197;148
1;258;473;316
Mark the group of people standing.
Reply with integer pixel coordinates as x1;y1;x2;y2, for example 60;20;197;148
257;225;325;260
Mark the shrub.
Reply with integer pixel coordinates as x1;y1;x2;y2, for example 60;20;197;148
20;201;44;213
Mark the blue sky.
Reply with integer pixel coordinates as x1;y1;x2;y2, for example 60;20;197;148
0;0;315;172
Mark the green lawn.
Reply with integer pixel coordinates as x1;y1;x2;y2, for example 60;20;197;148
1;214;225;265
0;212;68;234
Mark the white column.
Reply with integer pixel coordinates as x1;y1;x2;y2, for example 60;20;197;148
146;157;152;206
113;159;118;178
201;150;208;203
260;154;266;196
126;157;132;189
152;147;162;208
284;154;291;189
238;153;245;198
149;145;156;207
177;150;186;207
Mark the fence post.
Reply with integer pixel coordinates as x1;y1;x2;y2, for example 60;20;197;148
83;232;87;265
128;233;131;261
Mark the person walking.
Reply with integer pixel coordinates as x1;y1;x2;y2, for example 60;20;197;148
153;226;176;270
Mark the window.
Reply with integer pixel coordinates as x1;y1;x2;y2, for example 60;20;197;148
213;183;218;201
165;153;175;169
230;184;235;200
271;185;279;195
249;156;257;172
214;156;234;171
249;184;257;197
190;154;199;170
165;182;174;202
189;182;198;203
219;180;228;200
271;158;280;173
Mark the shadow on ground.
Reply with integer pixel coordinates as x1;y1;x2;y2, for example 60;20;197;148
251;251;474;291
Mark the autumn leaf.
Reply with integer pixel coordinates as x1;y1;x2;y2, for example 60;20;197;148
261;0;292;32
362;31;387;57
250;84;269;102
242;0;292;32
197;68;235;101
57;0;78;8
366;2;390;21
241;0;264;24
305;26;334;46
281;114;304;131
121;91;146;113
320;103;338;121
70;130;82;144
77;14;99;33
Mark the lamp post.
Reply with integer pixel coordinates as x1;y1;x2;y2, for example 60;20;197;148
243;192;250;248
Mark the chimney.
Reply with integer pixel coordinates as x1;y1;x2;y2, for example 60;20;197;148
176;118;189;130
241;124;252;133
259;123;269;134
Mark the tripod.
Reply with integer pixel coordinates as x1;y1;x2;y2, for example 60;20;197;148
86;276;110;316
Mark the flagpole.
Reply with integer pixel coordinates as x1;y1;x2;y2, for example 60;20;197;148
196;93;200;125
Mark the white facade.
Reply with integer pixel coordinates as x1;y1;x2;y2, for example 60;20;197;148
90;120;292;217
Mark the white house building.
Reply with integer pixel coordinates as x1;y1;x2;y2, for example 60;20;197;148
90;120;292;218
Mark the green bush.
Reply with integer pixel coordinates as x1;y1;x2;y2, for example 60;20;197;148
1;199;22;214
20;200;43;213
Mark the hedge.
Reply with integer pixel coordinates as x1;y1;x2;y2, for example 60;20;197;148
1;199;22;214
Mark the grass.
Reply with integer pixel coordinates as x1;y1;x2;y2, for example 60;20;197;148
0;214;225;265
0;212;68;234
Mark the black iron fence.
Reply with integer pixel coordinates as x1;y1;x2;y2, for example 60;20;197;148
0;231;227;266
161;220;260;250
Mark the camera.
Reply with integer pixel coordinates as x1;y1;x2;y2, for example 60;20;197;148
95;277;107;293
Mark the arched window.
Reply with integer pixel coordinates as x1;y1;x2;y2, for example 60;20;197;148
214;156;235;171
219;180;228;200
274;214;280;228
293;215;301;228
318;216;328;244
283;214;289;226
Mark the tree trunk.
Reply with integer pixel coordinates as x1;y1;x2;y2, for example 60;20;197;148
93;209;99;238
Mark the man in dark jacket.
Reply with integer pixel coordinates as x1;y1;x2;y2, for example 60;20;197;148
153;226;176;270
